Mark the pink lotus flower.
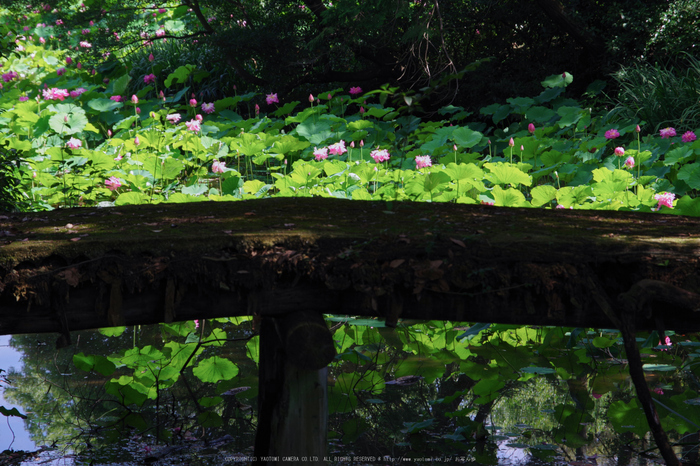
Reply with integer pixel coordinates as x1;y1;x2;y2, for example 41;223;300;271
69;88;86;98
189;98;197;107
313;147;328;161
148;53;155;62
654;192;675;209
328;140;346;156
614;146;625;157
349;86;362;95
370;149;390;163
56;67;65;77
143;73;156;84
682;131;697;143
624;156;635;169
42;88;70;100
212;160;226;173
201;102;215;114
65;56;72;65
604;129;620;139
19;96;28;102
266;93;279;105
131;94;138;104
415;155;432;169
110;95;123;102
105;176;122;191
653;388;664;395
528;123;535;134
66;137;81;149
185;119;200;132
255;104;260;116
308;94;314;102
195;114;203;122
1;71;18;82
79;40;91;48
166;113;181;124
659;127;676;139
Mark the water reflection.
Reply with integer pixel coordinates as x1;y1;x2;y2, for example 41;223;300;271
0;335;35;452
0;320;695;465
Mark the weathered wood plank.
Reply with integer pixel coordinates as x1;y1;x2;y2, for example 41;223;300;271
1;198;699;334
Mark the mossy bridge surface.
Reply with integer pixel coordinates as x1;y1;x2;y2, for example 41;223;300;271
0;197;698;336
2;197;700;465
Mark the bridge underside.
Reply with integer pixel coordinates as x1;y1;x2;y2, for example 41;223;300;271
0;197;699;336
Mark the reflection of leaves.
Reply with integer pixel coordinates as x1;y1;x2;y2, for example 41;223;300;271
105;378;150;406
343;418;371;443
0;405;27;419
402;419;434;434
99;326;126;337
193;356;238;383
608;398;649;437
642;364;677;372
197;411;223;427
521;366;556;374
73;352;116;376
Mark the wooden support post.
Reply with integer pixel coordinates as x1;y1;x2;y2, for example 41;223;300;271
254;311;335;465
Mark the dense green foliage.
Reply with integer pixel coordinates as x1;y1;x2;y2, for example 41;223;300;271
4;319;700;464
5;0;700;109
607;53;700;133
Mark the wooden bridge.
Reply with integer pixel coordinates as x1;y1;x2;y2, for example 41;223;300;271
1;197;699;465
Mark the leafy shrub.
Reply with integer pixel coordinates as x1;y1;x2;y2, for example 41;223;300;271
645;0;700;59
607;54;700;132
0;149;29;212
128;39;237;103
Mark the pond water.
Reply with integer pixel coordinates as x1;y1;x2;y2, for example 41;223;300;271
0;318;696;465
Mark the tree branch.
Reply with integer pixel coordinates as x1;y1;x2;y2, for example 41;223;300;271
183;0;215;34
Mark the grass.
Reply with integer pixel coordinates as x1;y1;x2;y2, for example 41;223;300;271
607;53;700;132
